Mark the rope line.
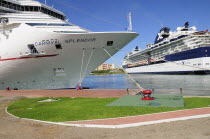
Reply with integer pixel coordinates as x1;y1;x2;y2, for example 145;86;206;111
79;48;85;86
81;48;94;80
103;48;144;91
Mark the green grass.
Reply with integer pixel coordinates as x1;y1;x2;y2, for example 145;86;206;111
7;97;210;122
91;72;124;75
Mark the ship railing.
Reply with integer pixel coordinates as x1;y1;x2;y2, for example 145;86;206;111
152;37;185;51
185;40;202;45
138;35;190;55
151;88;210;96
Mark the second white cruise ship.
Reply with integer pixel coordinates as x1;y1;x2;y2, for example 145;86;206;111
123;22;210;74
0;0;138;90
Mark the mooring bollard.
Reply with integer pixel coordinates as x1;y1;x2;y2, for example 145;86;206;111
127;88;129;95
180;88;183;95
6;87;10;91
152;88;155;95
141;90;154;100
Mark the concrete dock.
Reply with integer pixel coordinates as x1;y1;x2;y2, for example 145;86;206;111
0;89;135;98
0;89;210;129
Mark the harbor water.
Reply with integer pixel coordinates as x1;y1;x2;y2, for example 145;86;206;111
82;74;210;96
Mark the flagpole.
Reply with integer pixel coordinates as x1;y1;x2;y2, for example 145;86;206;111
127;12;132;32
45;0;46;5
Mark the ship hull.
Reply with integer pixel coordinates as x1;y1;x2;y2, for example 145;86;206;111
0;24;138;90
124;57;210;74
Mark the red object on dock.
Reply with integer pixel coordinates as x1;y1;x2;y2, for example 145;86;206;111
6;87;10;91
142;90;152;94
141;90;154;100
76;85;82;90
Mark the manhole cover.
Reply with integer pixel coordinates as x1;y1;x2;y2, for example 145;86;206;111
150;102;161;106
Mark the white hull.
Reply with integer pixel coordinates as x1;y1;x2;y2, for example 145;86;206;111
124;57;210;74
122;22;210;75
0;24;138;89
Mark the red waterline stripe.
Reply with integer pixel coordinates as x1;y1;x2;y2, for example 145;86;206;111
0;54;59;62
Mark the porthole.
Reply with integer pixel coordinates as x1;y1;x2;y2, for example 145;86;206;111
107;41;113;46
55;44;62;49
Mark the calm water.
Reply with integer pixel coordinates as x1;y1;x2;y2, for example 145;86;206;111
82;74;210;96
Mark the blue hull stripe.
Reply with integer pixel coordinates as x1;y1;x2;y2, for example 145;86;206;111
165;46;210;61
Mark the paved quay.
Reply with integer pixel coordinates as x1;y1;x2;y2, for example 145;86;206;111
0;89;210;129
0;89;136;98
0;96;209;139
63;107;210;128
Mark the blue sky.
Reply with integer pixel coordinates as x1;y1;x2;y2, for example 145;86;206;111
40;0;210;66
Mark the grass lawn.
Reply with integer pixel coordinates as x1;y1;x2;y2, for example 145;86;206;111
7;97;210;122
91;72;124;75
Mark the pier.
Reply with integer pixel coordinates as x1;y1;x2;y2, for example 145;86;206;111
0;89;210;128
0;89;137;98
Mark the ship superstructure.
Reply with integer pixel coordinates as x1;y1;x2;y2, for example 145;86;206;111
0;0;138;89
123;22;210;74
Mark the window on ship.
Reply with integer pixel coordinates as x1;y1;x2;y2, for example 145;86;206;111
107;41;113;46
28;44;39;54
0;0;65;20
55;44;62;49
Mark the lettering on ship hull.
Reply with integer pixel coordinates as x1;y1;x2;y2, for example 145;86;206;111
35;39;60;46
34;38;96;46
65;38;96;43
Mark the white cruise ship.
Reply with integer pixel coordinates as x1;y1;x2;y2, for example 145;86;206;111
123;22;210;74
0;0;138;90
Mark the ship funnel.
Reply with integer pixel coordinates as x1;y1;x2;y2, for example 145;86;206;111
184;22;189;28
154;27;170;44
134;46;139;51
181;22;189;31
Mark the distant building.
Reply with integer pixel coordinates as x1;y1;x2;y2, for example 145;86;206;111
95;63;115;71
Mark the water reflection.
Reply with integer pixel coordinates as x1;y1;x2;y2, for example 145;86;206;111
82;74;210;96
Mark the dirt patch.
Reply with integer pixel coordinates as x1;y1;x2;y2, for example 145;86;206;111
0;96;26;103
204;133;210;136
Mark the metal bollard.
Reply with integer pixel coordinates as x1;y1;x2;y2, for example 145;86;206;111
152;88;155;95
180;88;183;95
127;88;129;95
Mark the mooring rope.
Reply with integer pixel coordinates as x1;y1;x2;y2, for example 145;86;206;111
78;48;85;86
81;48;95;81
103;48;145;91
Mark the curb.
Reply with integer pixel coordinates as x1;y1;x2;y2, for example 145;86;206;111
5;107;210;128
